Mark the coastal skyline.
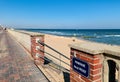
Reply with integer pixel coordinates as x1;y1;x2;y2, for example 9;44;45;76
0;0;120;29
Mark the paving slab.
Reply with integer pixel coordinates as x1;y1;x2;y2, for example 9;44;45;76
0;30;49;82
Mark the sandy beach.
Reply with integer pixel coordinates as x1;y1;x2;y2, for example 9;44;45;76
44;34;86;70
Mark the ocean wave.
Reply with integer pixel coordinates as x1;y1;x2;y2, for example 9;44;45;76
39;31;120;38
103;35;120;37
81;36;97;39
88;35;120;38
80;34;120;39
39;31;64;35
39;31;83;36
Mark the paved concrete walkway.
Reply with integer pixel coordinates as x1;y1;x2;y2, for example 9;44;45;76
0;30;49;82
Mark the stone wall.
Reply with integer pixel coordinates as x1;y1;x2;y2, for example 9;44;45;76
69;42;120;82
8;30;31;52
8;29;45;64
70;48;103;82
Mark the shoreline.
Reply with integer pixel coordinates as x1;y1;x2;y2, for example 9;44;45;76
19;29;120;46
22;29;120;46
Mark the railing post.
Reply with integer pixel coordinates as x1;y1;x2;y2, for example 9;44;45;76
119;67;120;82
69;44;103;82
31;35;44;65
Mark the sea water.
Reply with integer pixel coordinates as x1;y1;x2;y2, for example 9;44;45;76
22;29;120;45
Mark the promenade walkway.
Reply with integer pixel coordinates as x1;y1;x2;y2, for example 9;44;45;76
0;30;49;82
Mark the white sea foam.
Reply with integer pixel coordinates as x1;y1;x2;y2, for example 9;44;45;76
39;31;82;36
104;35;120;37
39;31;64;35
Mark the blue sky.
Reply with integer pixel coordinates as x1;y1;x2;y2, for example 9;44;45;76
0;0;120;29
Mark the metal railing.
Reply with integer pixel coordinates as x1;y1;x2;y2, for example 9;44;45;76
38;40;70;72
38;40;70;60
